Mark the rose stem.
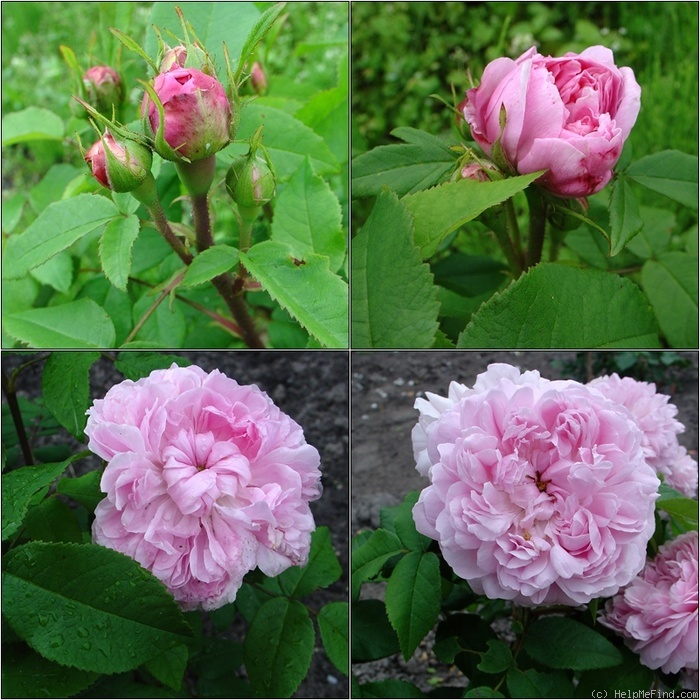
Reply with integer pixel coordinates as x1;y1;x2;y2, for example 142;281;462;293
525;189;548;268
2;368;34;466
503;197;525;275
189;190;264;349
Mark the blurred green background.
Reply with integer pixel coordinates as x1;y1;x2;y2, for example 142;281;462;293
352;1;699;160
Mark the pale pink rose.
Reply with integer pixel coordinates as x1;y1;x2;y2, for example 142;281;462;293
600;531;698;674
463;46;641;197
86;364;321;610
412;364;659;606
141;68;231;161
589;374;698;497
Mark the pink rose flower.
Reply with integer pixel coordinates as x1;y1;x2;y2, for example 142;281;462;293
600;531;698;675
589;374;698;497
86;364;321;610
142;68;231;162
463;46;641;197
412;363;659;606
83;65;123;116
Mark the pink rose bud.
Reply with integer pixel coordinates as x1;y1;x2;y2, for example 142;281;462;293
141;68;232;162
83;65;123;116
159;44;188;72
461;162;494;182
226;153;276;208
84;132;153;192
250;62;268;95
463;46;641;198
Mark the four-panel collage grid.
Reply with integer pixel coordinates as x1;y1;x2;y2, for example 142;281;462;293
1;2;698;698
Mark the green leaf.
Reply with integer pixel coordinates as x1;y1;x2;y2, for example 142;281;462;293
404;172;543;259
131;293;186;348
506;668;575;699
22;496;84;543
99;215;141;291
523;617;623;670
3;299;117;348
56;470;104;513
609;177;643;256
142;643;189;691
385;550;441;660
1;644;99;699
234;2;287;82
360;679;425;698
235;103;339;178
144;2;260;79
656;486;699;531
352;188;439;348
477;639;513;674
641;252;698;348
458;263;661;348
114;351;191;380
351;529;404;598
271;158;345;272
244;597;314;698
352;127;458;198
272;526;341;598
2;107;64;146
351;599;400;662
240;240;348;348
2;542;193;673
626;150;698;209
3;194;118;279
432;254;507;297
30;252;74;294
624;207;675;260
380;492;431;552
41;352;100;439
180;245;239;288
576;645;654;697
28;164;81;216
2;457;79;540
318;601;348;676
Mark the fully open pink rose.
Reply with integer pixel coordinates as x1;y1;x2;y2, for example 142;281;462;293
86;364;321;610
142;68;231;161
589;374;698;497
600;531;698;674
463;46;641;197
412;364;659;606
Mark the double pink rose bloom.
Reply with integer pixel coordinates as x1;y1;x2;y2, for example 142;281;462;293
463;46;641;197
86;365;321;610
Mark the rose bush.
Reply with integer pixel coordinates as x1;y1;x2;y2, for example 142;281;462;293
600;531;698;675
462;45;641;197
86;363;322;610
411;363;659;605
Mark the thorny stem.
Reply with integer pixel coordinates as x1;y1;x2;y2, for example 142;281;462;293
2;368;34;466
149;201;194;265
191;192;264;349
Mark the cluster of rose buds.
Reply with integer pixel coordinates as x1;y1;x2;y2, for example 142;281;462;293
77;17;274;208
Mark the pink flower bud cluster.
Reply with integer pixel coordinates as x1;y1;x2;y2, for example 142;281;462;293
86;364;322;611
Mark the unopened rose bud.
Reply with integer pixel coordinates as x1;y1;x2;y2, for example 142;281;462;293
159;44;188;72
250;62;267;95
461;163;492;182
142;68;232;162
84;132;152;192
83;66;123;116
226;153;276;209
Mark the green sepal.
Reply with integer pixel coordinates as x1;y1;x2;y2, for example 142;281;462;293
109;26;159;74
